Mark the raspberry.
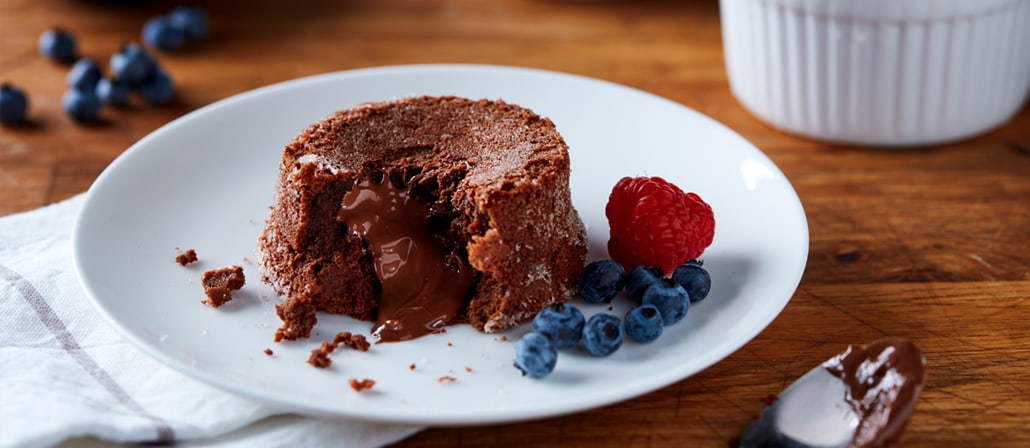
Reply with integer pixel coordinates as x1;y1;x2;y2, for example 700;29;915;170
605;176;715;275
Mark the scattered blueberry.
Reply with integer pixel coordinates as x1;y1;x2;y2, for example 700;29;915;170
168;6;209;42
582;313;623;357
143;15;186;52
672;259;711;303
38;28;77;63
624;304;664;343
66;58;102;91
578;259;626;303
626;264;663;299
110;44;156;86
532;303;585;349
138;70;174;105
641;278;689;326
62;88;101;122
95;78;131;107
514;332;557;378
0;84;29;125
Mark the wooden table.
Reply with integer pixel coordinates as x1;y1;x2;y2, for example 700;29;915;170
3;0;1028;446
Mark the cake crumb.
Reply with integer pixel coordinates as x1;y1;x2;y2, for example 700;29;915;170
333;332;370;352
307;332;370;368
409;363;417;371
176;249;198;266
465;366;472;373
348;378;376;392
447;342;453;347
308;341;334;368
201;265;245;308
264;348;273;356
242;256;251;264
438;375;457;383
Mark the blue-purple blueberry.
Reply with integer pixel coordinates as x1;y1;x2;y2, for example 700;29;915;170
62;88;101;122
624;304;664;343
577;259;626;303
38;28;77;63
514;332;557;378
168;6;209;41
110;43;156;86
95;78;130;107
626;264;663;299
641;278;689;326
139;70;174;105
532;303;585;350
66;58;102;90
143;15;186;51
582;313;623;357
0;84;29;124
672;259;711;303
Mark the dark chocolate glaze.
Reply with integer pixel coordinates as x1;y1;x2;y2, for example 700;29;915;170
823;337;927;448
339;179;474;342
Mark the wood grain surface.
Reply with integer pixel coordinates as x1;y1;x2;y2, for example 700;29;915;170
2;0;1029;446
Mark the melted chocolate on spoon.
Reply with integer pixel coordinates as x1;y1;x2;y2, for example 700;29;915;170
740;337;927;448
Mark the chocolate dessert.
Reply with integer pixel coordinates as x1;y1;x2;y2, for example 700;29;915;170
258;96;587;342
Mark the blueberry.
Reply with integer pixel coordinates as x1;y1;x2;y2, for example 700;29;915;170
62;88;101;123
513;332;557;378
66;58;102;91
168;6;209;42
626;264;663;299
532;303;585;349
110;44;156;86
138;70;174;105
672;259;711;303
582;313;623;357
577;259;626;303
0;84;29;125
624;304;664;343
143;15;186;51
641;278;689;326
38;28;77;63
95;78;131;107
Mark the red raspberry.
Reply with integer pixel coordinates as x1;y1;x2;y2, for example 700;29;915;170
605;176;715;275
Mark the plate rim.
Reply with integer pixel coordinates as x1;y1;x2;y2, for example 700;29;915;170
72;63;810;425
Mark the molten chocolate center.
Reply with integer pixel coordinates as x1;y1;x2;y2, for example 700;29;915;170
338;178;474;342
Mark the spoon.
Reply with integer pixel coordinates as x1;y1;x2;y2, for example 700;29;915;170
740;337;927;448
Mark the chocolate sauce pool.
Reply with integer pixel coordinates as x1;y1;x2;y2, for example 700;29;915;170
338;179;474;342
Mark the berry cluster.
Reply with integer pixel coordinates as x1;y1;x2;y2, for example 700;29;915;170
513;301;624;378
2;7;209;126
513;259;712;378
61;43;174;122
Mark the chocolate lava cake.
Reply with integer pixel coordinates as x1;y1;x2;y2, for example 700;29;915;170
258;96;587;342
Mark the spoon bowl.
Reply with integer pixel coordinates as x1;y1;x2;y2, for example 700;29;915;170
740;338;927;448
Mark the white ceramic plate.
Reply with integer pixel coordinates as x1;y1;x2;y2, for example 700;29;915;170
73;64;808;425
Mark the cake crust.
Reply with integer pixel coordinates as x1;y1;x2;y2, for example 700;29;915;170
258;96;587;340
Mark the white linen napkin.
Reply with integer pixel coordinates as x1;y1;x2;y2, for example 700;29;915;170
0;195;423;448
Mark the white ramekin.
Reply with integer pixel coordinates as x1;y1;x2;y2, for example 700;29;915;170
720;0;1030;146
